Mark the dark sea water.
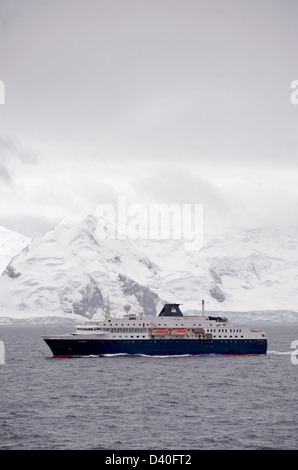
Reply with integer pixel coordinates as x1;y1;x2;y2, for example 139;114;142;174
0;323;297;450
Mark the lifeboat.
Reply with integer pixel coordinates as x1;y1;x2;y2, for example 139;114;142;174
171;328;189;335
151;328;170;335
193;329;204;334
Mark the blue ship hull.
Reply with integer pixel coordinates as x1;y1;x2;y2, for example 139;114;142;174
44;337;267;357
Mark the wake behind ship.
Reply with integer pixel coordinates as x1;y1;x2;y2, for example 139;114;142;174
43;302;267;357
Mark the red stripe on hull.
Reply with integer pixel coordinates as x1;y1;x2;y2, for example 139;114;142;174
53;355;75;358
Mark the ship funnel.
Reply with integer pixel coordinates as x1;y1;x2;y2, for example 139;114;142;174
201;300;205;316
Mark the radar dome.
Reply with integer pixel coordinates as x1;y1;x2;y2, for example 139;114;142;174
123;304;131;313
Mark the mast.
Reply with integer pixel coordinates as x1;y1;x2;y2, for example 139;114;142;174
104;296;111;320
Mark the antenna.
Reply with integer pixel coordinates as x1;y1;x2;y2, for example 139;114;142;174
104;296;111;320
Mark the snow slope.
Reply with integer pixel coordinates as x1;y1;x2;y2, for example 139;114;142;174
0;215;162;322
0;214;297;323
0;226;30;273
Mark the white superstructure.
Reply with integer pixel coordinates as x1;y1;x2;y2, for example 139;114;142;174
71;302;266;342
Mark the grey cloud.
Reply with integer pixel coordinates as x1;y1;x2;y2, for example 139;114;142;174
0;0;298;236
1;0;298;169
0;135;38;188
129;163;233;226
0;136;38;164
0;160;14;185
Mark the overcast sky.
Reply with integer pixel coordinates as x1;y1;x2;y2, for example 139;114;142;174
1;0;298;237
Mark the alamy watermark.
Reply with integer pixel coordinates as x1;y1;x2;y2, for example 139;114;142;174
290;80;298;104
0;80;5;104
95;196;203;251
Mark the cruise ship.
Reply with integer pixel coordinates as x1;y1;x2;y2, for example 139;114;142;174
43;301;267;357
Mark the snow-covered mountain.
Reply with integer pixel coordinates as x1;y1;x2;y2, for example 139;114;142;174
0;215;162;323
0;226;30;273
0;214;297;323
